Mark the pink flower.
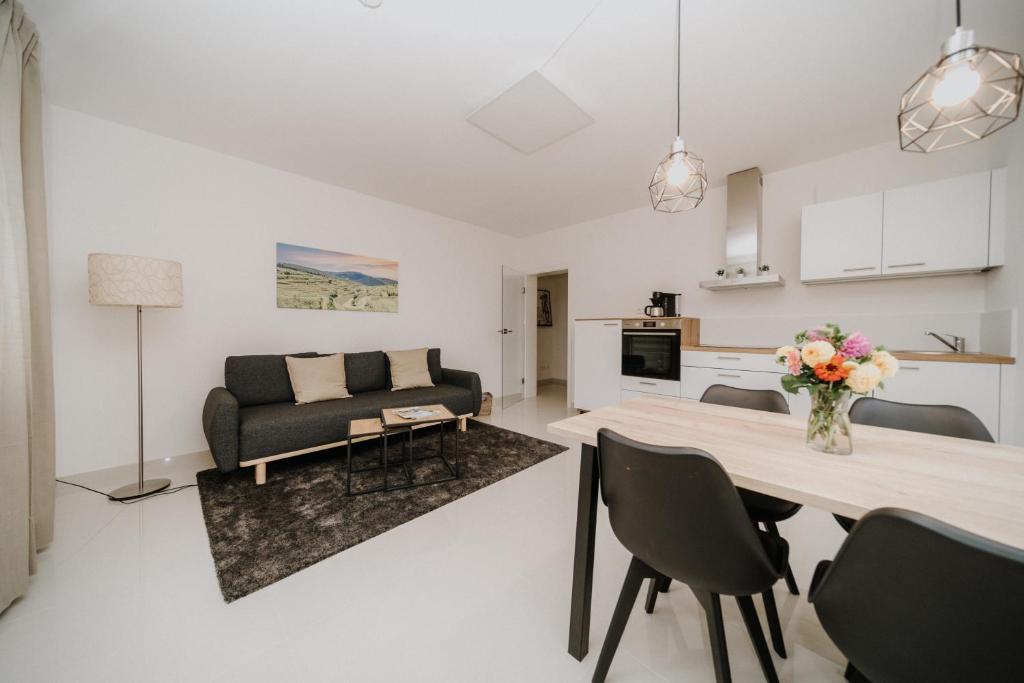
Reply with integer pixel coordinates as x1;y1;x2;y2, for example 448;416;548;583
840;332;872;359
786;349;802;376
807;328;828;342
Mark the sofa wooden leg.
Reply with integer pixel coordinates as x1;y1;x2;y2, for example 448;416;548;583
255;462;267;485
459;417;468;432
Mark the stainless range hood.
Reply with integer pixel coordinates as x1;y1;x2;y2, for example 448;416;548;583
699;167;784;291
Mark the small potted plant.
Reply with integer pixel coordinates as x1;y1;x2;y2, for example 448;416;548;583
735;266;746;279
759;264;771;274
715;268;726;280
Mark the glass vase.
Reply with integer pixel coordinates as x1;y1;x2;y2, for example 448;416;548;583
806;389;853;455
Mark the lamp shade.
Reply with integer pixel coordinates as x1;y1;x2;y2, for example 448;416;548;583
88;253;183;307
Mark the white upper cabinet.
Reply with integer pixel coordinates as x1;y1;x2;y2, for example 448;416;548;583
800;170;1003;284
573;320;622;411
801;193;883;282
882;171;991;276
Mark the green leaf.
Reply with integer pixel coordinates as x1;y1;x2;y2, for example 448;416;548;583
780;374;809;395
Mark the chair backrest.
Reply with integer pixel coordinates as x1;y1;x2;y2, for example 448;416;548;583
700;384;790;414
849;397;993;442
597;428;783;596
810;508;1024;682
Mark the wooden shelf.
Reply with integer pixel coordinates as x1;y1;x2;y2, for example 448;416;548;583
699;273;785;290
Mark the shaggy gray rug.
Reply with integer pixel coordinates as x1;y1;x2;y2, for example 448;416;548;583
196;420;567;602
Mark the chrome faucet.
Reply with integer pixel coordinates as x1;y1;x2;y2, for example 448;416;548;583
925;331;966;353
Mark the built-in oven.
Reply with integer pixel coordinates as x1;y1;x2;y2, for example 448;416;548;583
621;319;681;381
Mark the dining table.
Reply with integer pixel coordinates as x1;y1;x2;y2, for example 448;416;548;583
546;395;1024;662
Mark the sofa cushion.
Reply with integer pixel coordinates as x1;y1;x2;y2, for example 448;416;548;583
343;351;387;394
427;348;442;385
238;383;476;461
226;352;317;407
285;353;351;404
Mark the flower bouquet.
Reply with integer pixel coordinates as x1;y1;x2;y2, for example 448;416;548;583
776;323;898;454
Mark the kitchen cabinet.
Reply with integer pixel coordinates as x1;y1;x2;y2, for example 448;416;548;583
573;319;622;411
621;389;681;402
882;171;991;276
800;170;1003;283
680;366;786;400
872;360;1001;440
621;375;681;397
801;192;883;282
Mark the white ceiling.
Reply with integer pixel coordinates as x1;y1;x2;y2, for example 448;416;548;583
23;0;1024;236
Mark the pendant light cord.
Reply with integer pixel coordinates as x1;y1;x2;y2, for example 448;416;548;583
955;0;961;27
675;0;681;137
539;0;605;72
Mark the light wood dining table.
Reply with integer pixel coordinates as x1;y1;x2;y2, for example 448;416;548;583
547;395;1024;662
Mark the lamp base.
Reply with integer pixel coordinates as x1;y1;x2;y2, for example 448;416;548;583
108;478;172;501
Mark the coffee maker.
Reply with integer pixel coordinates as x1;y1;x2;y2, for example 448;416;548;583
644;291;680;317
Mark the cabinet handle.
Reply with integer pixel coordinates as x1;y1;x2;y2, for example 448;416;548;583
716;356;742;360
842;266;877;272
638;381;657;386
603;323;619;326
888;262;926;268
901;366;920;371
717;373;742;378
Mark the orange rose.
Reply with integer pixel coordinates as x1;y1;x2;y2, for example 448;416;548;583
814;355;851;382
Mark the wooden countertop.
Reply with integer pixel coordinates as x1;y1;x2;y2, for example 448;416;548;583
681;345;1015;365
548;396;1024;548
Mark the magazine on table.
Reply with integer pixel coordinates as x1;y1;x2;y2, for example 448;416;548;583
394;407;439;420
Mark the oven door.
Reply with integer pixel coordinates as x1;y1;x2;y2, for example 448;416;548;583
621;330;681;381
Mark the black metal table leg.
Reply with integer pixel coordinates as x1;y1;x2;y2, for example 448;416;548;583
568;443;599;661
346;436;353;496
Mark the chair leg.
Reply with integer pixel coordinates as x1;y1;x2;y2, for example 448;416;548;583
644;575;672;613
644;578;659;614
736;595;780;683
691;589;731;683
764;520;800;596
593;557;650;683
760;587;787;658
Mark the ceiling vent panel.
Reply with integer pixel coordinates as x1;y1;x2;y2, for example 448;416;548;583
467;71;594;154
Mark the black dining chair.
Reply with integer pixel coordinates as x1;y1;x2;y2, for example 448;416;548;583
698;385;802;596
809;507;1024;683
834;398;995;532
593;428;788;683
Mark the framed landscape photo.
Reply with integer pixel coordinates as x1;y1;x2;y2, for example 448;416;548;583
276;242;399;312
538;289;552;327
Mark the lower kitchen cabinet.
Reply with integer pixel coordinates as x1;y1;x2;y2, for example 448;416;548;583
573;319;622;411
621;389;682;402
680;366;786;400
871;360;1001;441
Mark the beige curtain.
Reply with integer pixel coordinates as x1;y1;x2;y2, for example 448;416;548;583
1;0;55;615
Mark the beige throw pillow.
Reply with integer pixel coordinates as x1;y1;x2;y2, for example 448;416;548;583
285;353;352;404
386;348;435;391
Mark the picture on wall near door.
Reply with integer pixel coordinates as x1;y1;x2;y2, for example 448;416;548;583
276;242;399;312
537;289;553;327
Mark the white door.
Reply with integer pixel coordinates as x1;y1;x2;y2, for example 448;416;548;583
573;320;622;411
882;171;991;276
800;192;883;282
501;266;525;409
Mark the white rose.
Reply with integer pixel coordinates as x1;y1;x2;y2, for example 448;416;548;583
776;345;796;360
871;351;899;379
801;341;836;367
846;362;882;394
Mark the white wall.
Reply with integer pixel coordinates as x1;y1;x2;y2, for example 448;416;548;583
45;106;515;476
537;273;568;382
985;122;1024;445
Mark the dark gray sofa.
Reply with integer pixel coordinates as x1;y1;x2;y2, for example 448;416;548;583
202;348;481;475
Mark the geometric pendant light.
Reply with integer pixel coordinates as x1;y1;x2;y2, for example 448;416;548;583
649;0;707;211
898;0;1024;153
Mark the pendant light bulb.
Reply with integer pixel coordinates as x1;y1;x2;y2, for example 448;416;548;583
930;62;981;107
666;156;691;186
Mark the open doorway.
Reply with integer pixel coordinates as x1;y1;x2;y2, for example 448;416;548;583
530;270;569;408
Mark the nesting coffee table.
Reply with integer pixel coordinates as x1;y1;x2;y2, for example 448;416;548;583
346;404;461;495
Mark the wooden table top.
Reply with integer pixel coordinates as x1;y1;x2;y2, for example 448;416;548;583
381;404;455;428
547;396;1024;549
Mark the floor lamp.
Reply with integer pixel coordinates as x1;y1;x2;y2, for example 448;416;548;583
88;253;183;501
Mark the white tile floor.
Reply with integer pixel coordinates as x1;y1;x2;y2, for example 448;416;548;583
0;385;849;682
